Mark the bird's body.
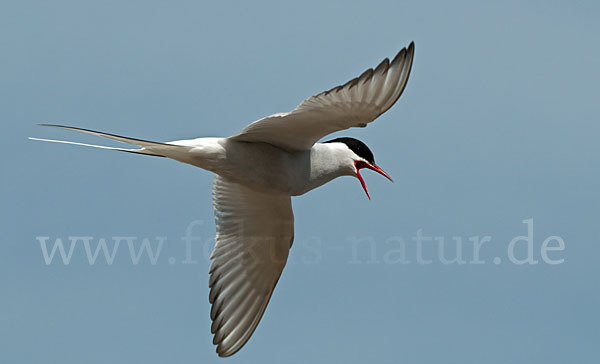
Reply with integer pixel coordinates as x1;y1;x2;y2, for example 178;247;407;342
159;138;354;196
30;42;415;357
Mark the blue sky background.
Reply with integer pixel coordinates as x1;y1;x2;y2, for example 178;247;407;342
2;1;599;363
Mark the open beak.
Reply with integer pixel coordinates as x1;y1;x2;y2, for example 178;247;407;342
354;161;393;200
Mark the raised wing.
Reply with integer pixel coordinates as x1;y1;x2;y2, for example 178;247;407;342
230;42;414;151
209;176;294;357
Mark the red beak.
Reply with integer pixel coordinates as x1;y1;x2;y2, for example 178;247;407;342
354;161;393;200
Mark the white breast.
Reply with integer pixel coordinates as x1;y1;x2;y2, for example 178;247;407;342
176;138;354;196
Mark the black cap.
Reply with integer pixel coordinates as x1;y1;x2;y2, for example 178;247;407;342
324;137;375;164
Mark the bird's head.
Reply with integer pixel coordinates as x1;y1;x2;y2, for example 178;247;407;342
324;137;393;200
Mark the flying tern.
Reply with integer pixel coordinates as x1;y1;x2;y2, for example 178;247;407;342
30;42;415;356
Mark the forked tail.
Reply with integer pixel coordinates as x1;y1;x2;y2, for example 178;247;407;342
29;124;187;158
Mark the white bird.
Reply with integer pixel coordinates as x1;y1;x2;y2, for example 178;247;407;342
30;42;415;356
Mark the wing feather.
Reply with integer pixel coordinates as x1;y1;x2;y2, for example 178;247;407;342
209;176;294;357
230;42;415;151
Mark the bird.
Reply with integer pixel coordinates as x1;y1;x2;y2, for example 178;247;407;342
30;42;415;357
